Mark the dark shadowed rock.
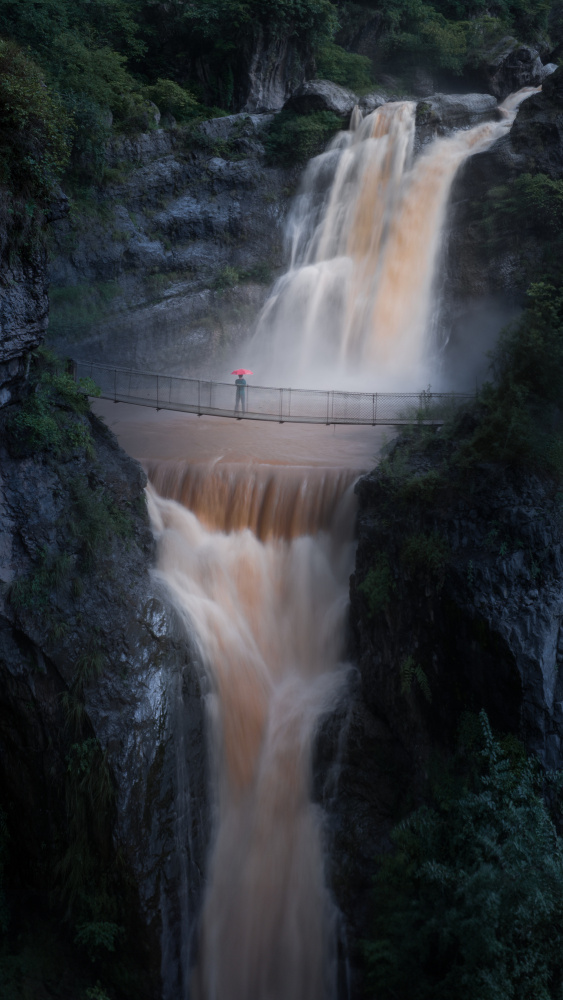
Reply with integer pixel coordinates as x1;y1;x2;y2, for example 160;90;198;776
285;79;359;118
415;92;499;148
358;91;389;114
481;37;544;98
510;65;563;177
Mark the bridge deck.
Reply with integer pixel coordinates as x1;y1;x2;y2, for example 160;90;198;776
74;360;473;427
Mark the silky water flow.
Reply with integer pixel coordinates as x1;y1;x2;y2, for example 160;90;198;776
147;460;359;1000
248;88;539;390
143;86;540;999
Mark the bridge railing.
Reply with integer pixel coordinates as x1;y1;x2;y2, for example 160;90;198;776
74;359;474;426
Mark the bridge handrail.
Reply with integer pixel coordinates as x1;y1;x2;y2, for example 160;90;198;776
72;358;475;426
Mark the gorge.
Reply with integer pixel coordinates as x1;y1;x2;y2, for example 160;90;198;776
2;6;563;999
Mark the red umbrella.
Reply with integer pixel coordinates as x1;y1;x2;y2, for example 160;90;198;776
232;369;253;376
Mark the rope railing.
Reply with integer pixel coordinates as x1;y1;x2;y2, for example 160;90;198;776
73;359;475;426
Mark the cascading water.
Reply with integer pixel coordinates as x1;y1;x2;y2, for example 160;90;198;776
146;458;358;999
247;88;539;391
128;85;542;1000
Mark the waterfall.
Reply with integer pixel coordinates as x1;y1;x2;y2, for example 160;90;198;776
147;460;357;999
246;87;539;392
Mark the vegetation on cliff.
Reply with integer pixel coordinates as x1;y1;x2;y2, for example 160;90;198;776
366;714;563;999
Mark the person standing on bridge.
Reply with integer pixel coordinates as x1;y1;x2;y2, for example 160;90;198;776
232;369;252;415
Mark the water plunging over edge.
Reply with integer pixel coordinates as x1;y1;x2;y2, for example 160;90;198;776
147;462;359;1000
243;87;539;392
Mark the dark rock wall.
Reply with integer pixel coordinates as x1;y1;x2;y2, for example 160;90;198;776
47;114;296;373
316;438;563;998
0;411;209;997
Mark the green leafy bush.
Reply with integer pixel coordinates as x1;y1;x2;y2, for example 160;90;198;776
401;531;450;582
5;350;100;460
365;713;563;1000
0;40;71;199
359;557;394;617
144;78;199;121
182;0;338;45
400;655;432;702
315;41;374;91
265;109;342;166
463;281;563;472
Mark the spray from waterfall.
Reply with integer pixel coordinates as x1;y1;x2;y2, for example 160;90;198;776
147;461;358;1000
246;87;539;391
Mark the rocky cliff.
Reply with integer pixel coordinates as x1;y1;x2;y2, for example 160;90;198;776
443;67;563;384
0;173;209;997
47;114;297;374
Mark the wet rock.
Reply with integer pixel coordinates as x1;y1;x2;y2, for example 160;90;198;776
412;67;435;97
0;411;209;998
415;92;499;148
510;65;563;177
285;79;359;119
47;113;294;369
481;37;544;98
358;91;389;114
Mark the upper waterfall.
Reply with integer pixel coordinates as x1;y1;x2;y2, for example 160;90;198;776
245;87;539;392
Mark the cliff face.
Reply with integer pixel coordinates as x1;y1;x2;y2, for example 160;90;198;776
0;178;208;997
443;67;563;370
0;397;209;997
316;431;563;998
47;114;296;373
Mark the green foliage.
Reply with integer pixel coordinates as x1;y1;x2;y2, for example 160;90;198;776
9;548;73;613
264;109;342;166
213;265;240;290
0;40;71;199
5;350;99;460
463;281;563;472
85;985;112;1000
315;40;374;91
401;531;450;582
182;0;338;45
359;557;394;617
144;78;199;122
400;655;432;702
75;920;124;955
364;712;563;1000
67;475;133;570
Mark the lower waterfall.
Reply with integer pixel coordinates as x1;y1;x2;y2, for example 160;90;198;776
147;460;358;999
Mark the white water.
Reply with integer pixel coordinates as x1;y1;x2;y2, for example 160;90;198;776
147;463;357;1000
244;88;538;392
139;86;540;999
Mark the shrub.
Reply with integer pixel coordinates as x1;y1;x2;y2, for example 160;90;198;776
359;558;394;617
264;109;342;166
144;78;199;121
182;0;338;46
401;531;450;582
0;40;71;199
5;350;100;460
315;41;374;91
462;281;563;472
364;713;563;1000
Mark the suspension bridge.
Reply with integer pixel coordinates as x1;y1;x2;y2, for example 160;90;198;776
73;360;473;426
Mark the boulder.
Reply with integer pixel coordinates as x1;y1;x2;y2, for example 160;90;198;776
510;65;563;178
417;92;499;131
482;37;544;99
540;62;558;81
415;93;499;150
358;91;390;114
285;79;359;119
